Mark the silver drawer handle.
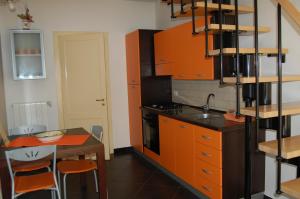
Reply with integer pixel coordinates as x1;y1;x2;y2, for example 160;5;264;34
201;135;211;140
201;169;212;175
202;185;212;192
179;125;187;129
201;152;212;157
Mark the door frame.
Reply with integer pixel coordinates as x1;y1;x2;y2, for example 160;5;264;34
53;32;114;156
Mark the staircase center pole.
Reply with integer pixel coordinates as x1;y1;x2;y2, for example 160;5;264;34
204;0;209;57
245;99;253;199
276;3;283;195
218;0;224;84
171;0;176;18
235;0;241;117
180;0;185;14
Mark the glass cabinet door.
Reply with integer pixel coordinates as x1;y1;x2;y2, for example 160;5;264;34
10;30;46;80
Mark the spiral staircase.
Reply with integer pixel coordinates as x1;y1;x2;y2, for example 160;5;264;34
162;0;300;198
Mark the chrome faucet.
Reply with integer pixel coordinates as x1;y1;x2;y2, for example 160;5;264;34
203;93;215;112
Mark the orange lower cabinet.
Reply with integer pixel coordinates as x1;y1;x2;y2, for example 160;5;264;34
195;143;222;169
174;120;195;185
144;147;161;164
194;126;222;150
195;175;222;199
159;116;175;172
195;158;222;186
127;84;143;153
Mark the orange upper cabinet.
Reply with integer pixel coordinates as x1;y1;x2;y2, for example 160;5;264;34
154;29;175;76
173;18;214;80
126;30;141;85
154;18;214;80
159;116;176;173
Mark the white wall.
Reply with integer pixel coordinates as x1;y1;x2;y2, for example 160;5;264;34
0;0;157;149
155;0;190;29
156;0;300;198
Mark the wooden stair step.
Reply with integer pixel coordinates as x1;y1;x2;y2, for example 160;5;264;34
196;24;271;34
282;178;300;199
259;135;300;159
209;48;288;56
175;2;254;17
163;0;203;4
223;75;300;84
241;101;300;118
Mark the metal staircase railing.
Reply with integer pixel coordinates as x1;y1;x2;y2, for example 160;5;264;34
276;3;283;194
235;0;241;117
166;0;290;197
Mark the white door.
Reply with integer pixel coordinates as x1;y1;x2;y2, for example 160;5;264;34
57;33;110;159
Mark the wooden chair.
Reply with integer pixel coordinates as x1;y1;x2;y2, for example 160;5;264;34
5;145;61;199
57;125;102;199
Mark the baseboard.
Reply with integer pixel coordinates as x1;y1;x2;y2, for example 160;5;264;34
132;149;269;199
264;195;272;199
113;147;133;154
132;150;207;199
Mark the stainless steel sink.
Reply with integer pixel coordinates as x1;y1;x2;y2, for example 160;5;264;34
189;113;222;119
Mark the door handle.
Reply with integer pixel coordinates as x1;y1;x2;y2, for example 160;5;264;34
96;99;105;102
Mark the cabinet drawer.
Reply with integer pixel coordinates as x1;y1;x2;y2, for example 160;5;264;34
195;143;222;168
195;176;222;199
195;158;222;186
195;126;222;150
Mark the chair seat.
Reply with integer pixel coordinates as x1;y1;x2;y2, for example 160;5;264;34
13;160;51;173
15;172;55;194
57;160;97;174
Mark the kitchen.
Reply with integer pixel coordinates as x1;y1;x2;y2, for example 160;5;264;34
0;0;300;199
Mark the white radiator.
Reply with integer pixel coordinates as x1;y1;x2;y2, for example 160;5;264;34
12;101;51;129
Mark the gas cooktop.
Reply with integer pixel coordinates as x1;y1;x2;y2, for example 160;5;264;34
144;103;183;111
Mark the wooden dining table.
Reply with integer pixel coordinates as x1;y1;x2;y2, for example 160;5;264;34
0;128;107;199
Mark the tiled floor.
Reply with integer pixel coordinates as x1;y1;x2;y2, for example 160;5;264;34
19;151;201;199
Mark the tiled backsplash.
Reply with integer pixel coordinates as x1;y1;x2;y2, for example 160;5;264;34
172;80;243;112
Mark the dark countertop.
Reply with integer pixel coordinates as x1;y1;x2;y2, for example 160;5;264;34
143;105;244;132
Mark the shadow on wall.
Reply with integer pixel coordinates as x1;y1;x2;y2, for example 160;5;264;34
0;35;7;133
271;0;300;35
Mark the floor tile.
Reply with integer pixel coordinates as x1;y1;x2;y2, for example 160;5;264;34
173;187;204;199
133;185;178;199
145;171;181;188
17;150;201;199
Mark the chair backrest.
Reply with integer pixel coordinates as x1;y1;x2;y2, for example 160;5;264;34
11;124;47;136
5;145;57;188
91;125;103;142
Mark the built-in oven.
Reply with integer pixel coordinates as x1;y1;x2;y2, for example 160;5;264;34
142;109;160;155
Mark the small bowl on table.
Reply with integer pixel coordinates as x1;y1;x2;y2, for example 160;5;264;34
35;131;64;143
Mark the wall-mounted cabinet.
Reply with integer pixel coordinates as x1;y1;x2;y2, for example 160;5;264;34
154;29;175;76
154;18;214;80
10;30;46;80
